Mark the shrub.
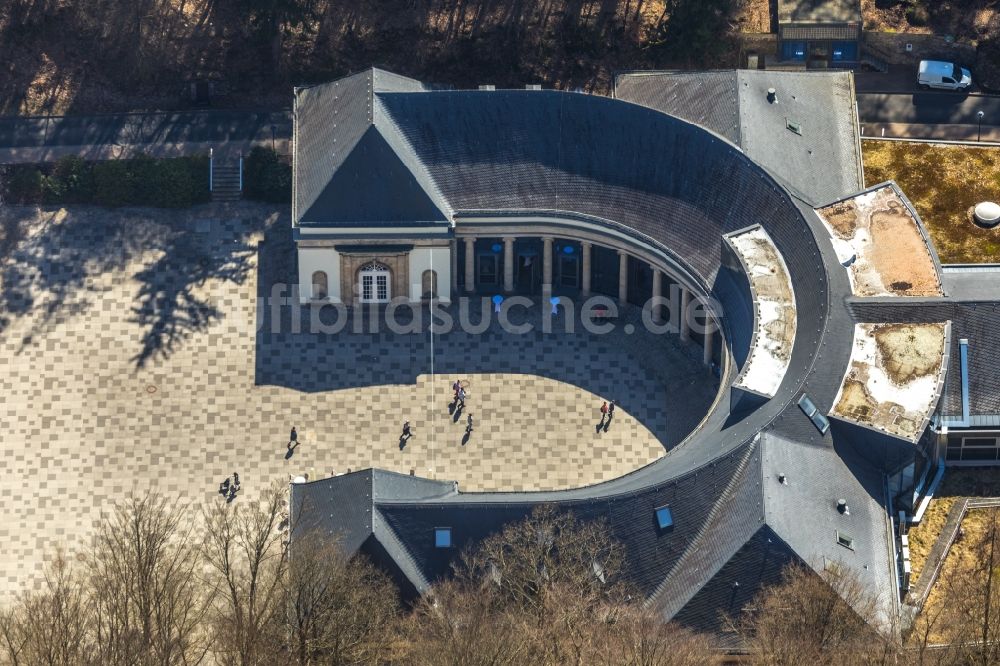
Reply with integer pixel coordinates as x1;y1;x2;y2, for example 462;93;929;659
905;1;930;27
41;174;67;204
6;155;211;208
5;165;43;203
50;155;93;203
185;155;211;204
93;159;134;207
149;157;195;208
244;146;291;203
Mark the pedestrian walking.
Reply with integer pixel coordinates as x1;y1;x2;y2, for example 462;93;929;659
233;472;241;490
600;401;608;419
288;427;298;449
452;379;461;397
402;421;413;440
457;387;467;407
466;413;474;435
608;401;616;418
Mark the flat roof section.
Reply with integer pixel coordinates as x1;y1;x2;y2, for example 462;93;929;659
816;185;943;298
728;227;797;397
831;323;949;441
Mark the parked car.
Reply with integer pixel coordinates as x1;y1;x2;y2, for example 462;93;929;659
918;60;973;91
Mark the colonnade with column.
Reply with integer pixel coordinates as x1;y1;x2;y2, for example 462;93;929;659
456;232;717;368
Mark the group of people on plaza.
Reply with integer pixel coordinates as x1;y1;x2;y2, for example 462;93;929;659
219;472;241;500
270;392;617;468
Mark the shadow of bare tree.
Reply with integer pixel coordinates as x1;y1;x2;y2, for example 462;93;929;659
0;202;281;368
129;231;258;368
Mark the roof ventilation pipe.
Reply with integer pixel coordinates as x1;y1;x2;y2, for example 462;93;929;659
837;499;849;515
767;87;777;104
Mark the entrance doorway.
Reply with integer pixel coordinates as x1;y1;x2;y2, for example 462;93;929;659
515;238;542;294
553;240;581;294
359;262;391;303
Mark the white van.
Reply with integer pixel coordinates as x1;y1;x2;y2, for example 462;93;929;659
918;60;972;91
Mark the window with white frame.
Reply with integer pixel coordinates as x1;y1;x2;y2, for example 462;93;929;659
359;262;390;303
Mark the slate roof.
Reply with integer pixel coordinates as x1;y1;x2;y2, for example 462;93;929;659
778;0;861;24
289;68;1000;643
614;70;864;206
293;69;451;225
942;302;1000;417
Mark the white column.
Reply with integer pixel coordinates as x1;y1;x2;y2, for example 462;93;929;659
618;250;628;305
581;241;592;296
503;236;515;293
464;237;475;293
680;288;691;343
703;320;715;366
542;237;553;294
651;268;663;324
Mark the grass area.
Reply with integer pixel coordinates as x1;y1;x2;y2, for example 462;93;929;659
862;140;1000;264
0;0;749;115
908;469;1000;585
912;507;996;644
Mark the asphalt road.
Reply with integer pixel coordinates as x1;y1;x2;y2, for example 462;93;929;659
857;92;1000;126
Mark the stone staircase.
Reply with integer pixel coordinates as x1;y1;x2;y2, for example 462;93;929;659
211;162;242;202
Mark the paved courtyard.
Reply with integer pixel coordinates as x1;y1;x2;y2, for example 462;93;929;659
0;202;718;600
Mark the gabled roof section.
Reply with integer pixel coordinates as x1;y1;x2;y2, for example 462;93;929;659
293;67;451;226
298;125;449;224
289;468;457;562
613;70;864;206
761;433;897;629
614;71;740;145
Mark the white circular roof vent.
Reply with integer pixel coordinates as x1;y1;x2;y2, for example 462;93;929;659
291;475;308;484
974;201;1000;228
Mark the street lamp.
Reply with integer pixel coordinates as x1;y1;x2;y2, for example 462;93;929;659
978;111;985;142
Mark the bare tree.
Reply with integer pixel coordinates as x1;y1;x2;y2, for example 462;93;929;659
0;553;91;666
588;601;716;666
281;533;400;665
731;562;896;666
407;505;716;666
86;494;209;666
202;483;289;665
458;505;626;613
405;579;528;666
936;508;1000;666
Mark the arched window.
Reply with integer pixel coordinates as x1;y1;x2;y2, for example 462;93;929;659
311;271;328;300
358;261;391;303
422;269;438;300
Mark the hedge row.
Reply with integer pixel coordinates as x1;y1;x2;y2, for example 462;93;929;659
3;154;211;208
243;147;291;203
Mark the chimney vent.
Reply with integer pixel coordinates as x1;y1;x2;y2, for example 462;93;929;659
778;473;786;484
767;87;777;103
837;499;849;515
